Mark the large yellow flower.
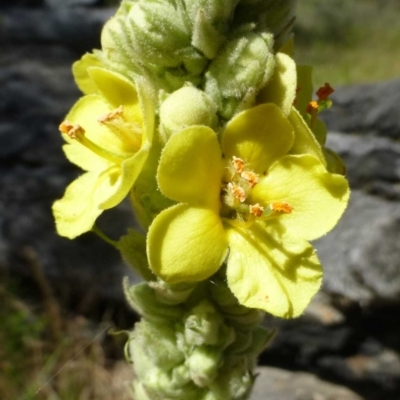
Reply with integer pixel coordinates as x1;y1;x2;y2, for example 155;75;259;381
53;67;154;238
147;104;349;318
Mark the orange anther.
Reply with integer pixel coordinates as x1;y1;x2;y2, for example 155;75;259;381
316;83;334;101
249;203;264;217
241;170;259;188
306;101;319;115
271;202;293;214
228;183;247;202
232;156;245;174
59;120;85;139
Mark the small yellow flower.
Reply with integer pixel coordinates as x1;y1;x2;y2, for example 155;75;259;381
53;67;154;238
147;104;349;318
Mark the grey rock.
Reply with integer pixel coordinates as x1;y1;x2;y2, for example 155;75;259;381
45;0;102;7
0;7;114;52
315;190;400;306
250;367;364;400
321;80;400;139
326;132;400;194
0;163;140;312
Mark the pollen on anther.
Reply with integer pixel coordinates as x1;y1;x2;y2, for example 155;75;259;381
316;83;334;101
228;183;247;202
250;203;264;217
271;202;293;214
59;120;85;139
98;105;124;124
241;170;259;188
232;156;245;174
306;101;319;115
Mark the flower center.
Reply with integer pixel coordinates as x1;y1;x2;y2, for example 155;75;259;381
59;105;142;165
220;156;293;227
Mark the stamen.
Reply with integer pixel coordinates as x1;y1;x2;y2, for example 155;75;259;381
98;105;124;124
232;156;245;174
270;202;293;214
59;120;85;139
306;101;319;115
241;170;259;188
228;183;247;202
59;120;126;165
316;83;334;101
249;204;264;217
306;101;319;129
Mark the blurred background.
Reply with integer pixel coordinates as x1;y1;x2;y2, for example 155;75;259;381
0;1;399;399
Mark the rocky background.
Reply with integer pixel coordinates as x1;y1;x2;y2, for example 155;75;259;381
1;2;400;400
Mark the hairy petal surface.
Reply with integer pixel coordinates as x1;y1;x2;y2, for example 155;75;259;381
288;108;326;165
251;155;350;241
100;147;150;209
72;53;104;95
226;223;322;318
221;104;294;174
53;171;114;238
157;126;222;209
148;204;228;283
88;67;142;122
257;52;297;116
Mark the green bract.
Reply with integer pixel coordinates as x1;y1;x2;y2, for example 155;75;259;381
148;103;349;318
53;67;154;239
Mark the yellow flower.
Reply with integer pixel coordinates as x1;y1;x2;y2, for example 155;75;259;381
147;104;349;318
53;67;154;238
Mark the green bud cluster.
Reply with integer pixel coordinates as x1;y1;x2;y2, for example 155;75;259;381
124;274;274;400
98;0;297;121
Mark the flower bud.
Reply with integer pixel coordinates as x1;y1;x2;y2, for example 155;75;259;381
126;1;192;68
101;0;209;91
160;87;218;140
185;0;239;59
188;346;221;387
204;31;275;119
184;301;225;346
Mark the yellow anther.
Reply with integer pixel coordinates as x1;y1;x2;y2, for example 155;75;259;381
249;204;264;217
241;170;259;188
98;105;124;124
59;120;85;139
271;202;293;214
232;156;245;174
228;182;247;203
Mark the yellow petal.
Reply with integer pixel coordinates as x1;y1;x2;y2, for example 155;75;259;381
226;223;322;318
288;108;326;165
62;143;110;172
100;147;150;209
251;154;349;241
88;67;142;123
148;204;228;283
52;171;105;238
221;104;294;174
135;75;156;145
66;94;131;156
157;126;223;209
257;52;297;116
72;53;104;95
295;65;313;117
